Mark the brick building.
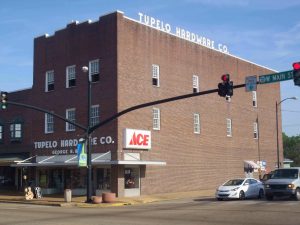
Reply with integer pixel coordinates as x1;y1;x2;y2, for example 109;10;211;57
0;11;282;197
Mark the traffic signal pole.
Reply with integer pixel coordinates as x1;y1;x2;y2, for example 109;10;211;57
89;83;246;133
6;100;86;131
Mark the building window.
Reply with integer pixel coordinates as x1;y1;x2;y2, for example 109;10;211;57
194;113;200;134
152;64;160;87
66;108;76;131
66;65;76;88
153;108;160;130
0;125;3;143
10;123;22;141
226;118;232;137
45;113;54;134
89;59;100;82
45;70;54;92
252;91;257;107
254;122;258;139
193;75;199;93
90;105;100;127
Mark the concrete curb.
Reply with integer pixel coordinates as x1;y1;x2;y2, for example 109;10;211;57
0;189;215;208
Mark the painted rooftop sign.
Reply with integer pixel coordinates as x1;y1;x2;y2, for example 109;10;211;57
137;12;229;54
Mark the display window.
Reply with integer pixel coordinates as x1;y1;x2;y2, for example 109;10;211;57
124;167;139;189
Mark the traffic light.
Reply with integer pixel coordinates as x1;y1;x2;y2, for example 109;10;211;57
1;92;8;110
293;62;300;86
227;81;234;97
218;74;233;97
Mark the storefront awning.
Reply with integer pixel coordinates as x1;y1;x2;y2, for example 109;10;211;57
12;152;112;167
0;153;29;165
109;160;166;165
11;152;166;167
244;160;260;169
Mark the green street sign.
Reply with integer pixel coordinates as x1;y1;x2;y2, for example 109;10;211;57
259;70;293;84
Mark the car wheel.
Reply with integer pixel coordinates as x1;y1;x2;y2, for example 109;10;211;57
217;198;223;201
266;194;273;201
294;188;300;201
239;191;245;200
258;189;264;199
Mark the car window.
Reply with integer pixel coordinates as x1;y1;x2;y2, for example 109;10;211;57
244;179;250;185
250;179;257;184
224;179;244;186
272;169;299;179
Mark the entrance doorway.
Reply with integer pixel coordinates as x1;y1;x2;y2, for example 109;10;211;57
124;166;140;197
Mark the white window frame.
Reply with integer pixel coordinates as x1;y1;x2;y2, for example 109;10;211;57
66;108;76;131
193;113;200;134
252;91;257;107
45;113;54;134
152;64;160;87
153;108;161;130
90;105;100;127
66;65;76;88
226;118;232;137
89;59;100;82
253;122;258;139
45;70;54;92
10;123;22;139
193;75;199;93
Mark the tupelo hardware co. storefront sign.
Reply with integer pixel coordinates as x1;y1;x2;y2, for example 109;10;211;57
34;136;115;155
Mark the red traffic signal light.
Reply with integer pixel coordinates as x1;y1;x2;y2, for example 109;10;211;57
293;62;300;86
221;74;230;82
293;62;300;70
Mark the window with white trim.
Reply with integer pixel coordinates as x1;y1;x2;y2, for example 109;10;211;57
10;123;22;140
153;108;160;130
66;108;76;131
193;113;200;134
90;105;100;127
152;64;160;87
0;125;3;143
66;65;76;88
89;59;100;82
252;91;257;107
253;122;258;139
45;113;54;134
193;75;199;93
226;118;232;137
45;70;54;92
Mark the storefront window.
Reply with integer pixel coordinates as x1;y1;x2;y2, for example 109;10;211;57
65;169;86;189
96;168;110;190
39;169;48;188
124;167;139;189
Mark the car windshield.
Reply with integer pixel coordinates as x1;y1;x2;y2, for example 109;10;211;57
271;169;299;179
223;179;244;186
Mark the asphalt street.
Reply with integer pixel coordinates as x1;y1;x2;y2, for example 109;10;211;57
0;197;299;225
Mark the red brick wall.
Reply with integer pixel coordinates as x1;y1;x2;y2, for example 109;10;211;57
116;12;281;194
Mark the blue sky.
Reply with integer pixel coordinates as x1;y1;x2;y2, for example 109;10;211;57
1;0;300;136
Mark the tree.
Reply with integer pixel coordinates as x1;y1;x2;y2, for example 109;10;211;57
283;132;300;167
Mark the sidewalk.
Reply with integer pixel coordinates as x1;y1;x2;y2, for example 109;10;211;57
0;189;215;208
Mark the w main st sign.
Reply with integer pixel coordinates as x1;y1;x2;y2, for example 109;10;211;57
123;128;151;150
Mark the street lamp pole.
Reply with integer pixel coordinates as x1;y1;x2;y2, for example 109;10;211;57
276;97;297;169
82;66;93;203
